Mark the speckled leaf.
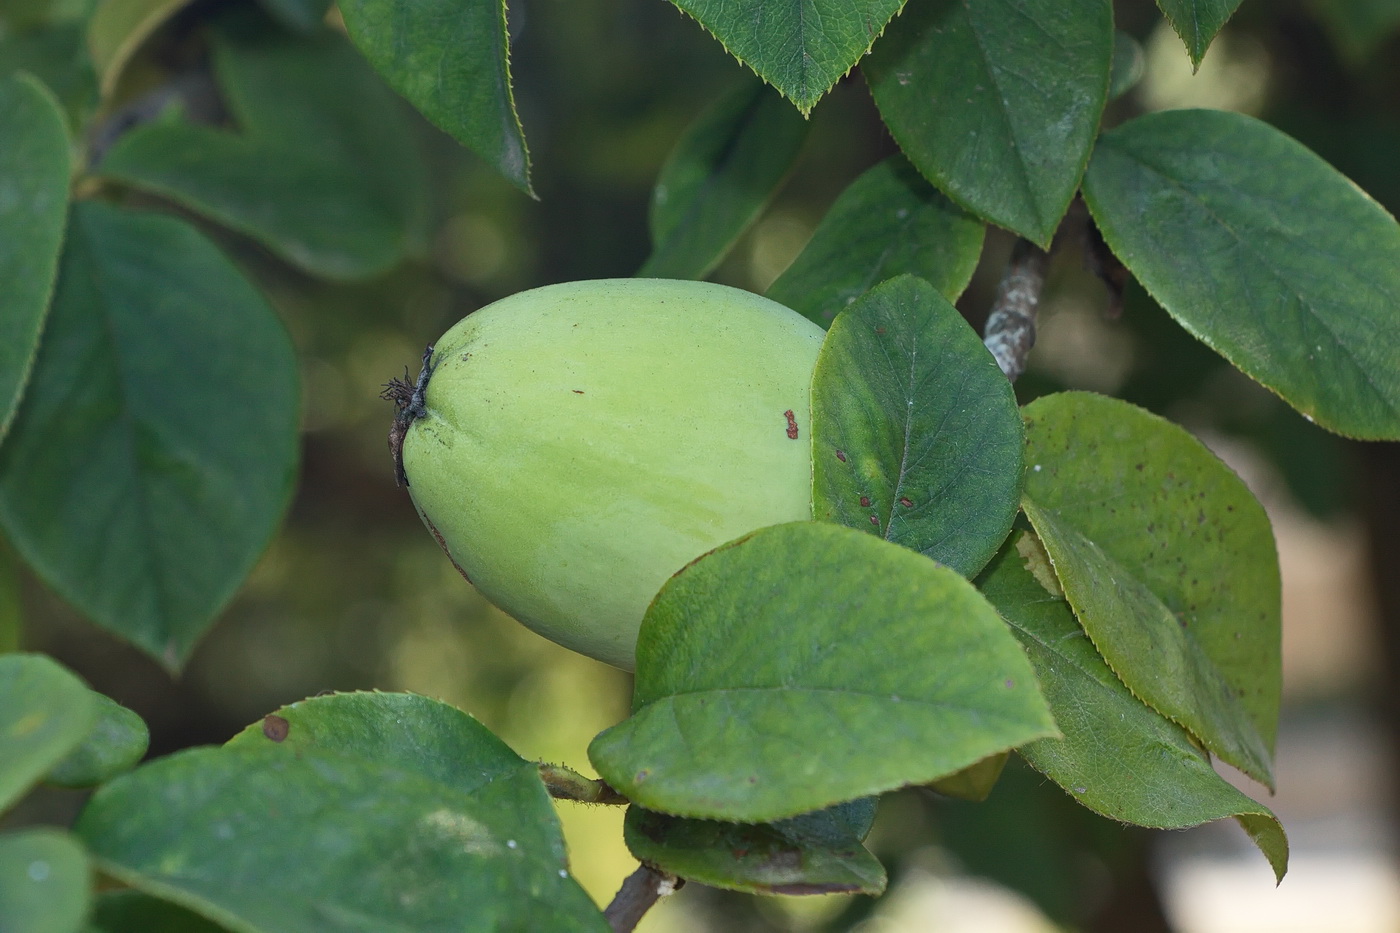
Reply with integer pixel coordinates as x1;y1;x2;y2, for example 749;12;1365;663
812;275;1023;579
98;16;427;281
865;0;1113;245
0;829;90;933
0;204;299;669
87;0;187;97
0;74;69;444
0;654;94;812
1020;392;1281;788
338;0;529;193
46;692;149;788
78;697;608;933
1156;0;1241;65
640;79;808;280
623;798;885;895
1083;109;1400;439
767;156;985;327
669;0;906;114
589;522;1055;823
90;891;230;933
979;531;1288;881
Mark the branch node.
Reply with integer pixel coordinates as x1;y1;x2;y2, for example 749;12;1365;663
604;864;684;933
983;239;1050;382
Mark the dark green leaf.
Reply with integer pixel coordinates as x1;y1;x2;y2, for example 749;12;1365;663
0;542;19;653
1156;0;1241;65
0;653;95;811
1083;109;1400;439
0;203;299;669
669;0;906;114
98;17;428;280
812;275;1023;579
767;156;984;326
90;891;230;933
255;0;330;33
927;751;1007;802
0;829;90;933
589;521;1055;823
639;80;808;280
47;691;149;788
979;531;1288;881
623;800;886;895
0;23;97;129
865;0;1112;245
338;0;530;193
78;719;608;932
0;73;69;444
86;0;187;98
1020;392;1281;787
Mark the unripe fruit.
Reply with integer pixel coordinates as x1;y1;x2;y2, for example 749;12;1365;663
391;279;825;670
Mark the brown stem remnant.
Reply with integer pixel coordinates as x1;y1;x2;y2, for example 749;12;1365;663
604;864;683;933
538;762;629;805
983;239;1050;382
380;343;435;486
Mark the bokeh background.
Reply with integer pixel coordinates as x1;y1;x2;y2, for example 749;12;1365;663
7;0;1400;930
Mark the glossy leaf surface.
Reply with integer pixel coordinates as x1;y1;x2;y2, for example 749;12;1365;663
1156;0;1242;65
0;654;94;811
46;691;149;788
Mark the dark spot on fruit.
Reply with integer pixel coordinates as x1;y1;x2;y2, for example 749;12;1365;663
262;715;290;742
572;389;584;394
784;409;799;439
899;497;913;508
635;770;650;783
1004;679;1015;689
836;450;848;462
422;512;473;583
1135;463;1144;471
859;496;871;508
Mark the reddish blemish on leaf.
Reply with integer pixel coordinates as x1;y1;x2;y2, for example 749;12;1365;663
859;496;871;508
898;497;913;508
262;714;290;742
784;409;799;439
836;450;848;462
869;515;879;526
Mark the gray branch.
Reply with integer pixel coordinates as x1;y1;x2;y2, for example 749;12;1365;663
983;239;1050;382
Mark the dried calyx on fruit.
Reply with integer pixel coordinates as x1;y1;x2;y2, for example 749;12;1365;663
385;278;825;670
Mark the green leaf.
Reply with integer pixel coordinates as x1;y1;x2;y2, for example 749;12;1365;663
1083;109;1400;440
624;798;886;895
1108;31;1146;101
98;16;428;281
865;0;1113;245
0;73;69;445
255;0;330;33
589;521;1055;823
811;275;1023;579
669;0;906;114
767;156;985;326
0;542;19;653
1020;392;1281;788
1156;0;1242;66
639;79;808;280
86;0;187;98
78;698;608;933
47;691;149;788
0;829;91;933
0;653;95;811
90;891;230;933
1306;0;1400;63
0;23;99;130
979;531;1288;881
927;751;1008;802
337;0;530;194
0;203;299;669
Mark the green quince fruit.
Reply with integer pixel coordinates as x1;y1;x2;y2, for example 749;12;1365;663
388;278;825;670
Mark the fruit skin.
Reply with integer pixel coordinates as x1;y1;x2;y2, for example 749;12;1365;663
400;278;825;670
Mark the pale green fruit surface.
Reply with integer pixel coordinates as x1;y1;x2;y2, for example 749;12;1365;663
403;278;825;670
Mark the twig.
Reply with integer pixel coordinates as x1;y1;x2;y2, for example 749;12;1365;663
983;239;1051;382
604;864;683;933
538;762;629;805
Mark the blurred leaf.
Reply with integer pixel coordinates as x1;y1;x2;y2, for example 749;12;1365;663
589;522;1055;823
1156;0;1242;66
1020;392;1281;788
86;0;187;97
624;799;886;895
0;73;69;444
47;691;149;788
669;0;906;114
1108;31;1146;100
639;80;808;280
866;0;1112;245
981;533;1289;880
0;829;90;933
0;653;95;811
90;891;230;933
78;712;609;931
812;275;1023;579
1306;0;1400;63
255;0;330;33
1084;109;1400;440
767;156;984;326
0;542;19;653
928;751;1007;802
0;203;299;669
338;0;530;194
0;23;98;129
99;16;427;280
